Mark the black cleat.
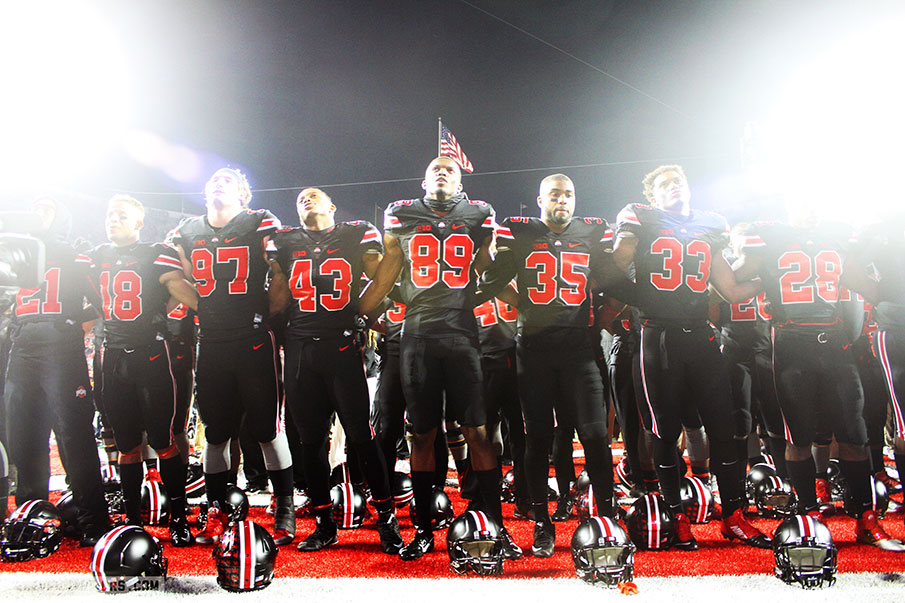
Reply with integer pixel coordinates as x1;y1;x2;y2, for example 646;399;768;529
399;529;434;560
531;521;555;558
551;495;573;522
499;527;522;560
273;495;296;546
169;516;195;547
297;521;338;552
377;513;404;555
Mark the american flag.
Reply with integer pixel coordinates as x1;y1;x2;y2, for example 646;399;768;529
440;125;474;173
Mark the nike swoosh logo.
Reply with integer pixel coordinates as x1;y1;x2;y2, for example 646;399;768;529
176;355;185;360
327;248;340;254
253;343;265;350
339;344;351;351
149;354;161;361
224;237;238;243
568;242;581;247
125;261;138;266
451;224;465;230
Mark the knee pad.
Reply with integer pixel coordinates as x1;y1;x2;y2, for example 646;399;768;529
259;433;292;471
203;440;231;474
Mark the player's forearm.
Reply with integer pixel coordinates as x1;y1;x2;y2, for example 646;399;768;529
165;276;199;311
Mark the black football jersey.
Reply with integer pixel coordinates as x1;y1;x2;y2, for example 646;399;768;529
384;195;495;337
88;242;183;347
380;301;406;355
12;241;96;343
616;203;729;323
852;219;905;329
490;216;613;334
474;297;517;354
719;292;772;352
739;221;853;325
271;221;382;338
168;209;280;339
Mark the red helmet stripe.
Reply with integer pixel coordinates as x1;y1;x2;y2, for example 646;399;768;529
92;525;134;592
343;483;354;528
690;477;707;523
646;495;660;549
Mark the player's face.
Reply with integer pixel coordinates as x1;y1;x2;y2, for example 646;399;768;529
204;169;243;209
422;158;462;200
650;170;690;212
296;189;335;224
30;199;56;232
538;178;575;227
105;201;143;246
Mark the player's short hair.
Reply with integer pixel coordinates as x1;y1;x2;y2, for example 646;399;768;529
108;194;145;221
209;167;253;207
298;187;331;203
539;173;573;192
641;165;686;202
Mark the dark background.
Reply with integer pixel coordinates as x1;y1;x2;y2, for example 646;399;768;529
2;0;899;242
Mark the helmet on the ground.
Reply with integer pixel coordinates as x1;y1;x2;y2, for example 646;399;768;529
392;472;414;508
222;486;250;523
214;520;277;591
409;488;455;529
843;474;889;518
754;475;797;518
1;500;63;562
331;482;370;529
570;515;635;586
90;525;168;592
680;476;715;524
446;510;504;576
55;491;81;539
185;463;205;499
624;493;674;550
140;480;170;525
773;515;836;589
746;463;778;504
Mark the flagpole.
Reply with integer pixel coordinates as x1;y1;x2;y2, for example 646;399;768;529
437;117;442;156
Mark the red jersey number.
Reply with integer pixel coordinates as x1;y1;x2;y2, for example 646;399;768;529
15;267;62;316
99;270;143;321
524;251;589;306
777;249;841;305
649;237;712;293
408;233;474;289
191;247;250;297
474;298;518;326
288;258;353;312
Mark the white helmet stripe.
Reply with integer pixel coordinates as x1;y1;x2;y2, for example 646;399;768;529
92;525;135;592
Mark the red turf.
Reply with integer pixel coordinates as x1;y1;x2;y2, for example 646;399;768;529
4;487;904;578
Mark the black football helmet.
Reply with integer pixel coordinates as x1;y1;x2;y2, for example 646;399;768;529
331;482;370;529
843;474;889;518
754;474;797;518
222;486;250;523
571;516;635;586
141;480;170;525
570;469;591;499
185;463;205;499
409;487;455;529
746;463;778;504
575;484;606;521
625;493;674;550
392;472;414;508
773;515;836;589
500;469;516;503
446;510;504;576
55;491;81;539
214;520;277;591
1;500;64;562
329;462;354;486
679;476;715;524
615;457;634;491
90;525;168;592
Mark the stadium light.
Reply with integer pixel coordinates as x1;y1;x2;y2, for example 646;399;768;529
763;14;905;225
0;2;131;185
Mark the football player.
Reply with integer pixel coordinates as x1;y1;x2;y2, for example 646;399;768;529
612;165;770;550
478;174;616;557
268;187;403;554
88;195;199;546
360;157;521;561
732;199;904;550
168;168;295;545
5;197;110;545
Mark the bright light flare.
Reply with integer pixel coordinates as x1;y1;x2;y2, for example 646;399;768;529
764;15;905;225
0;2;131;183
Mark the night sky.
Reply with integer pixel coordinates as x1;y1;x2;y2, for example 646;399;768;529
3;0;901;241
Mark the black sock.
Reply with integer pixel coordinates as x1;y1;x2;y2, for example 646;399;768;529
158;455;187;499
267;466;294;497
869;448;884;474
583;438;614;518
711;438;742;517
838;459;873;516
896;453;905;489
120;463;144;524
411;471;434;533
204;470;230;509
475;468;504;527
654;439;682;507
766;436;788;478
786;458;817;511
300;442;332;508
